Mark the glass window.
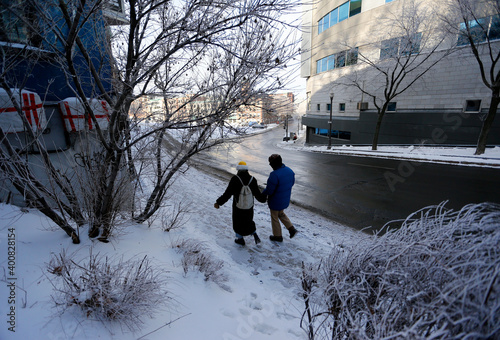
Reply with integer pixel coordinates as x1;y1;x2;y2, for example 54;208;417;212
380;37;400;60
401;33;422;56
338;2;349;22
327;55;335;70
317;104;321;111
458;18;487;46
317;1;361;34
321;58;328;72
316;49;357;73
323;14;330;32
339;131;351;140
350;0;362;17
339;103;346;112
489;15;500;41
0;1;41;46
315;128;351;140
457;16;500;45
387;102;397;112
336;51;346;68
465;100;481;112
315;128;327;136
330;8;339;27
386;0;394;2
327;103;332;111
346;47;358;65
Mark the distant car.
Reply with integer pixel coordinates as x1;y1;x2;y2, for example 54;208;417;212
252;123;266;129
283;132;297;141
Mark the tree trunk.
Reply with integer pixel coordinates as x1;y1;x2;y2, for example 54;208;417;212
475;88;499;155
372;108;386;151
89;148;125;240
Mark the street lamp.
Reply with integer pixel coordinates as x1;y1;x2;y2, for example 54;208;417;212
327;91;334;150
285;112;289;142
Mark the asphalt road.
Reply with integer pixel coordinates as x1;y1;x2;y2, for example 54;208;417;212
195;126;500;232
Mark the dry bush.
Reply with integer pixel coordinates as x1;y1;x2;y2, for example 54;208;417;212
301;202;500;340
161;201;192;232
47;249;168;331
173;238;228;287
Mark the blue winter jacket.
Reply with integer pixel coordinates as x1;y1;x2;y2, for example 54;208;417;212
262;164;295;211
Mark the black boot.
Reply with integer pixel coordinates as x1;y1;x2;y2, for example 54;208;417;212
288;226;297;239
269;235;283;242
235;238;245;246
253;233;261;244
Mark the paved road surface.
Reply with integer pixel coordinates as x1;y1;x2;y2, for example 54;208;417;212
195;127;500;232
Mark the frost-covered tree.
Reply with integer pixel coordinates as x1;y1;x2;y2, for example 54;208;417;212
0;0;300;242
336;0;452;150
442;0;500;155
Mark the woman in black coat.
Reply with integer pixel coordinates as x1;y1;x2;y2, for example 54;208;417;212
214;161;266;245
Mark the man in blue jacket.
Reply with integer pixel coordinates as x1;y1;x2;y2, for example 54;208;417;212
262;154;298;242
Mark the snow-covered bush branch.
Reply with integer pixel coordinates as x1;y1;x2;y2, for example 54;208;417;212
47;249;169;330
301;202;500;339
0;0;301;242
174;238;228;289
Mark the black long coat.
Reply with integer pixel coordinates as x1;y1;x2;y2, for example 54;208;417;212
216;170;266;236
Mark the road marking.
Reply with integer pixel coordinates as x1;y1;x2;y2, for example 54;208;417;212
348;162;395;170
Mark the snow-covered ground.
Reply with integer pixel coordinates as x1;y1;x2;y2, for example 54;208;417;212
1;125;498;339
281;129;500;168
0;159;364;340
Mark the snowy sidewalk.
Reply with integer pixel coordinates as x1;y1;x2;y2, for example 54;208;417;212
279;133;500;168
0;162;364;340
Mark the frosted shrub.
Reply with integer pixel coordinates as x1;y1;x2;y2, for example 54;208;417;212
161;201;192;232
48;249;168;330
174;239;228;287
301;202;500;340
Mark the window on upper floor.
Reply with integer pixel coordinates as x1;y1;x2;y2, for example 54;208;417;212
457;15;500;46
380;33;422;60
318;0;363;35
335;51;346;68
350;0;362;17
0;0;42;47
316;48;359;74
401;33;422;56
338;2;349;22
346;48;358;65
380;37;400;60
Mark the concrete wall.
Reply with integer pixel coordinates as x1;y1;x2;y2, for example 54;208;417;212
303;109;500;146
305;0;487;117
301;0;500;145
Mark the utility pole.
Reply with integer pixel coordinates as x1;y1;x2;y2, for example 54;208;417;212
327;91;334;149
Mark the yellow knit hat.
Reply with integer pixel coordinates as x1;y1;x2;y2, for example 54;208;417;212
236;161;248;170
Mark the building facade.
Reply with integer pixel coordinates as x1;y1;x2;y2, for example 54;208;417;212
301;0;500;146
130;92;295;126
0;0;126;204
